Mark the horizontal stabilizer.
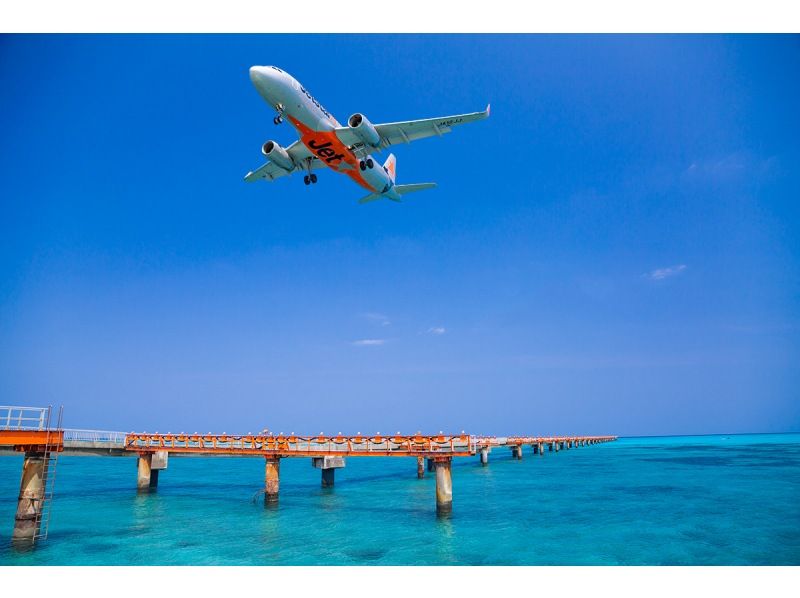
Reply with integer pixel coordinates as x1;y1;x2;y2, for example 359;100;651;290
395;182;436;195
357;182;436;205
358;192;382;205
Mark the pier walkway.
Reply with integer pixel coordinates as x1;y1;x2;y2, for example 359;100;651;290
1;405;616;545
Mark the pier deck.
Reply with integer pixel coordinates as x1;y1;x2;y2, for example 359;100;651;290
1;404;616;544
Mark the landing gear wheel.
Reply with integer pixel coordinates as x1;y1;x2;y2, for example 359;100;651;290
366;158;374;169
304;175;310;185
310;174;318;184
273;115;283;125
359;161;366;171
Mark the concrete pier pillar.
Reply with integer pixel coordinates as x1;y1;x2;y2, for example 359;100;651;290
137;453;158;492
533;443;539;455
417;456;425;478
554;442;560;452
427;458;435;472
512;445;523;460
434;458;453;515
479;447;489;466
12;453;45;542
264;457;280;504
549;442;555;452
312;456;345;488
538;442;545;455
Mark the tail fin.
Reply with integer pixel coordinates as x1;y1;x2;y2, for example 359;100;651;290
383;153;397;183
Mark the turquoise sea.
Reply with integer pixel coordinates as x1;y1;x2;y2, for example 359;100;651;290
1;434;799;565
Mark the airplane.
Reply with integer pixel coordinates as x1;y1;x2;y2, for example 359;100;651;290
244;66;490;204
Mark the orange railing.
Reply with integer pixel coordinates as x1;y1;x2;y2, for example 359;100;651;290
476;435;617;447
124;433;476;457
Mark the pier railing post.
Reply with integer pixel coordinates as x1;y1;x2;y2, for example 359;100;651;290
12;452;45;542
433;457;453;515
265;456;280;504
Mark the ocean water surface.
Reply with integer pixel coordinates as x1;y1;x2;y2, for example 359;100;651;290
1;434;799;565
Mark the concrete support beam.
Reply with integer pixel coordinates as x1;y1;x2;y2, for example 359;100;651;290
434;458;453;515
479;447;489;466
137;453;158;492
264;456;280;504
12;453;45;542
417;456;425;478
312;456;345;488
151;450;168;470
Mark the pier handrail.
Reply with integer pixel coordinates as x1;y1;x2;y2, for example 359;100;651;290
62;429;128;445
124;432;476;457
0;406;50;431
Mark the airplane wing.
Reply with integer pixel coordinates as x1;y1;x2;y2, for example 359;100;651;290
244;140;326;182
334;105;490;155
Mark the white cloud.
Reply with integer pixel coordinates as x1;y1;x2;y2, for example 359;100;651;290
362;312;391;327
427;326;446;335
683;152;778;183
646;264;687;281
352;339;386;347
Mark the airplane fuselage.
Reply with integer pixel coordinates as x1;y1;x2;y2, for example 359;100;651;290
249;65;394;194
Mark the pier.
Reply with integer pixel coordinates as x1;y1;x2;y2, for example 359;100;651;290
1;405;616;544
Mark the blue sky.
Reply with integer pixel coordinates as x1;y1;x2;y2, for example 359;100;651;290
1;35;798;436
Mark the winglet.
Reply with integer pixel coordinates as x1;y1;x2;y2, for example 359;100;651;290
485;103;491;117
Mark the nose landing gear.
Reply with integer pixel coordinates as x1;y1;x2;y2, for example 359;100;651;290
273;104;285;125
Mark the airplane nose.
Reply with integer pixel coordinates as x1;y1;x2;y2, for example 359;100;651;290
249;65;268;84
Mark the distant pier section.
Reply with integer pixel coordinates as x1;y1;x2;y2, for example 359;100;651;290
1;404;616;544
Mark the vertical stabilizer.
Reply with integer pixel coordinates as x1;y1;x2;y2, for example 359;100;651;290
383;153;397;183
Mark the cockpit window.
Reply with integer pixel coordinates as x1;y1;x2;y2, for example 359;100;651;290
271;66;283;73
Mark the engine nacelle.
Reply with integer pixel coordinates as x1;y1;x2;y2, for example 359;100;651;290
261;140;294;171
347;113;381;147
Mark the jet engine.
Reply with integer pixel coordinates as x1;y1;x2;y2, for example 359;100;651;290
347;113;381;147
261;140;294;171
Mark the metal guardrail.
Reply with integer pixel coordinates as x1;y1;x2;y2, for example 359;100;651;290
62;429;127;445
0;406;49;431
125;433;477;456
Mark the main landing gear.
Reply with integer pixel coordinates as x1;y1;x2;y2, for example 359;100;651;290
304;174;318;185
359;158;374;171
